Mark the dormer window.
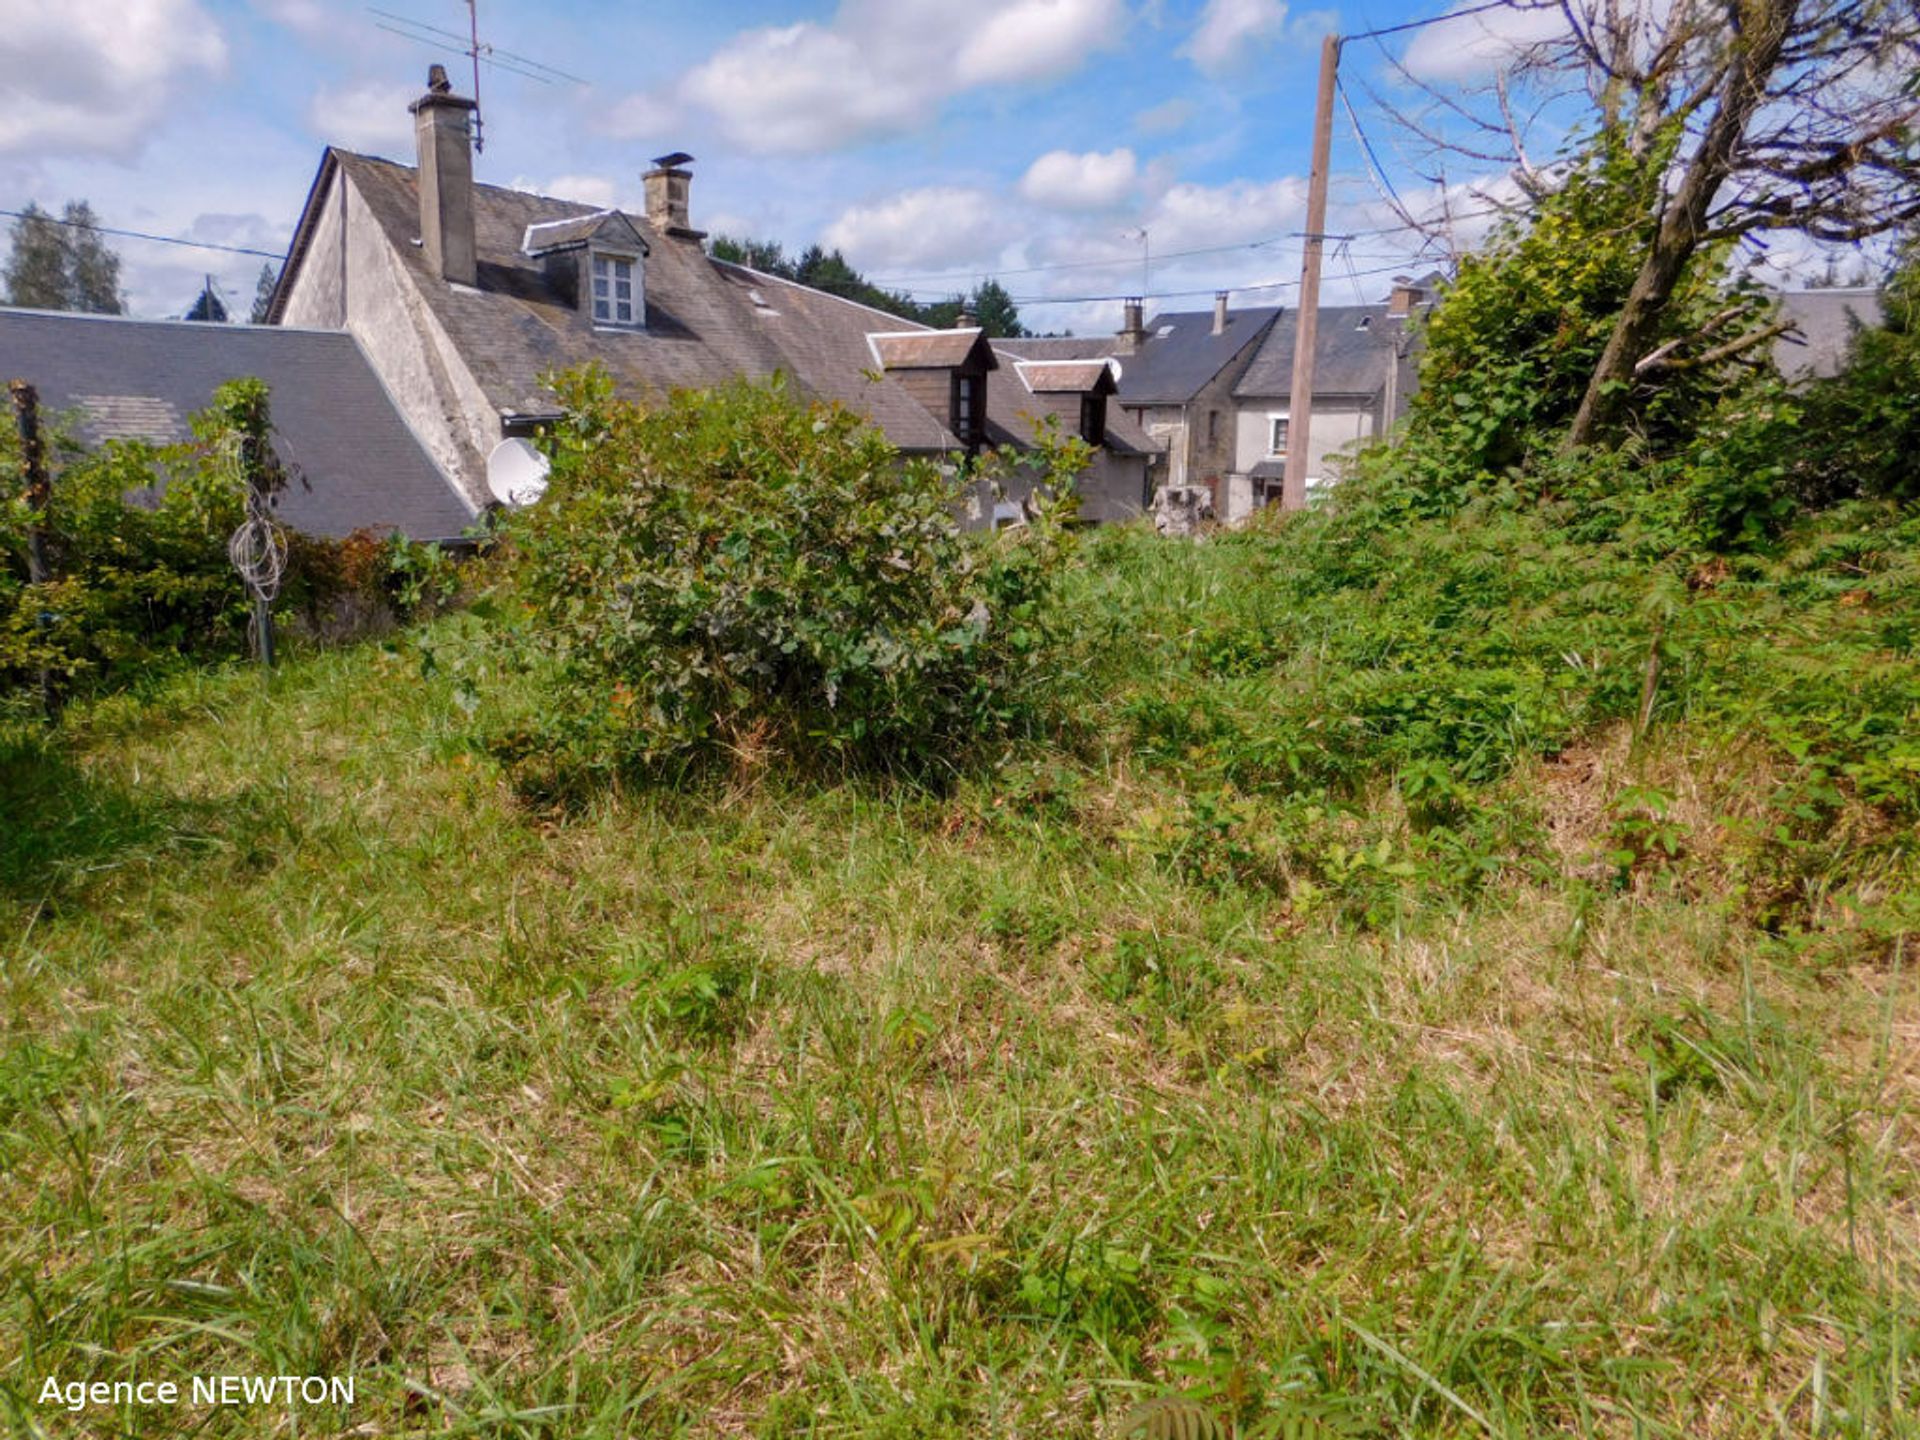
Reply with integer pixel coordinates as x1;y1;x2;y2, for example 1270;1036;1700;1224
522;210;651;331
952;372;984;448
1079;392;1107;446
592;253;639;326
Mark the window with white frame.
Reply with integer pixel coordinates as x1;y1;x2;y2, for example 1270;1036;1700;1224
1269;416;1289;456
591;253;638;326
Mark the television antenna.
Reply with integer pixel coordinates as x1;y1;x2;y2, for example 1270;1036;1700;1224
369;3;587;153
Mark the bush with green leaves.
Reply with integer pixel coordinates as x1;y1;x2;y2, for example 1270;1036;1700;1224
1;381;266;697
494;368;1081;781
1791;244;1920;505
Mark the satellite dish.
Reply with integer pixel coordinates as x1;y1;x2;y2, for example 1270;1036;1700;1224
487;438;550;507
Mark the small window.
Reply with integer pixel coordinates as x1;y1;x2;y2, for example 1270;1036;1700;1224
1079;393;1107;446
1269;417;1289;456
1207;409;1219;445
952;372;984;448
592;253;638;326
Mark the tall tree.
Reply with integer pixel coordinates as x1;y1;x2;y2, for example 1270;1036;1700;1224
970;278;1026;338
1377;0;1920;447
3;204;68;309
184;278;228;323
249;263;278;324
62;202;124;315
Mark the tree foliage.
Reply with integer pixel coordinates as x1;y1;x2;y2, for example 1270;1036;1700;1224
248;264;279;325
494;369;1080;783
709;234;1027;335
2;201;125;314
184;280;228;324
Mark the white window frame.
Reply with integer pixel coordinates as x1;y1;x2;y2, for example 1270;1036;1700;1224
590;250;641;328
1268;414;1290;457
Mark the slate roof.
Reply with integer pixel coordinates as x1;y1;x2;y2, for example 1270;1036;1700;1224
1234;304;1419;402
1114;306;1282;404
306;152;1046;454
1772;288;1885;381
0;308;474;541
867;329;994;370
994;337;1121;362
1000;308;1281;406
1014;359;1115;393
986;361;1157;457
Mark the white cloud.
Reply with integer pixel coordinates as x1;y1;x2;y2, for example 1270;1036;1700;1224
1400;2;1572;82
955;0;1128;86
822;186;1011;272
1019;148;1139;210
248;0;329;37
601;90;682;144
0;0;227;157
681;23;933;153
1134;97;1196;135
1182;0;1289;73
673;0;1126;154
1145;174;1308;252
305;79;419;155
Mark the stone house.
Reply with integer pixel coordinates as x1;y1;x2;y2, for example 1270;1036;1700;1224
268;69;1156;525
0;308;473;540
1000;293;1279;515
1223;278;1434;519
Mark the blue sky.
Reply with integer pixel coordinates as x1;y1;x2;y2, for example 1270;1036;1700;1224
0;0;1826;327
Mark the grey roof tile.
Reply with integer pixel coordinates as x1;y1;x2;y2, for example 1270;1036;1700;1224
1233;303;1417;400
0;307;475;541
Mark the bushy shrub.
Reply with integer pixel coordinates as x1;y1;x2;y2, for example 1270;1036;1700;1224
1791;248;1920;505
494;369;1080;781
1;386;260;695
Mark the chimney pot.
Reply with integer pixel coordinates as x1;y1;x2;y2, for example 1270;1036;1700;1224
409;67;478;286
643;153;704;240
1212;290;1229;335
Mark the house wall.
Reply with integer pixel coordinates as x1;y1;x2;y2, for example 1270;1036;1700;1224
1127;404;1187;489
961;449;1149;529
1225;398;1378;521
1181;364;1249;506
278;170;497;508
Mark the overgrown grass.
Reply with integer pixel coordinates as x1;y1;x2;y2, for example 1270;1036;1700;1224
2;506;1916;1437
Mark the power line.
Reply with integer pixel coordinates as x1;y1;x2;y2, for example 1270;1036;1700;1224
1006;256;1422;307
1345;0;1525;44
0;207;284;261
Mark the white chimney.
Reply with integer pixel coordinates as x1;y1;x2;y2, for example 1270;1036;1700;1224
1213;290;1229;335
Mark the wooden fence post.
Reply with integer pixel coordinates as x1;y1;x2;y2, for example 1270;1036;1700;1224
8;378;60;717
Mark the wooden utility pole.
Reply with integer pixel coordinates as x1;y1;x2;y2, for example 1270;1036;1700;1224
1283;33;1341;512
9;378;59;716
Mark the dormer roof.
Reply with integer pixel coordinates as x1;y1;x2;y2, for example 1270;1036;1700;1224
1014;358;1118;395
522;209;650;260
865;328;998;372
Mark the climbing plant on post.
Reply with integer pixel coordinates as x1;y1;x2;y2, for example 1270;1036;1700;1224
214;379;288;668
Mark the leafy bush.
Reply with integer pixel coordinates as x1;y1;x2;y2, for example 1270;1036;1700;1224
495;369;1080;781
1792;247;1920;505
1;385;261;696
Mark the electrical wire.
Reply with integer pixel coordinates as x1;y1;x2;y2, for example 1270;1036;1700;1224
1344;0;1527;44
0;207;283;260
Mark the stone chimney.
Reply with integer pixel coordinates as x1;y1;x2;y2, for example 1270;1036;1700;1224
644;152;705;240
1388;276;1426;316
955;304;977;329
410;65;478;286
1118;297;1146;354
1212;290;1229;336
